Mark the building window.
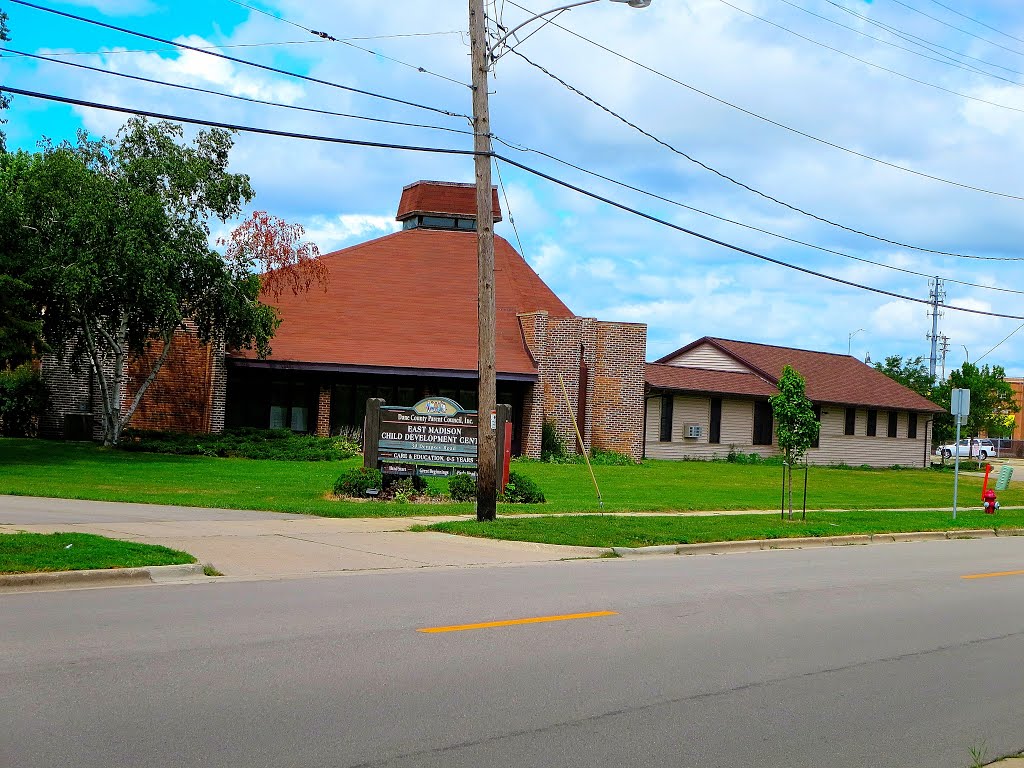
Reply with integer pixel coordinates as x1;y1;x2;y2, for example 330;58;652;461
908;413;918;439
709;398;722;444
812;404;821;448
867;409;877;437
845;407;856;436
753;400;773;446
887;411;898;438
659;395;674;442
269;381;311;433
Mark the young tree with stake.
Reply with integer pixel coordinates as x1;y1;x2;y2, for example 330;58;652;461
770;365;820;520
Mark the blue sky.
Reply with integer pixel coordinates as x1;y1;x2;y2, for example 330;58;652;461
4;0;1024;375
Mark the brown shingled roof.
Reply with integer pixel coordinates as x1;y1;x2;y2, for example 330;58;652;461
396;180;502;222
646;363;778;398
230;228;571;376
654;337;944;412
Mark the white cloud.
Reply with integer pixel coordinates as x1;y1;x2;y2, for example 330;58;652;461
301;214;400;253
12;0;1024;375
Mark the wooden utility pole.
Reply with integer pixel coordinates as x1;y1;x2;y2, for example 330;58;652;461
469;0;497;521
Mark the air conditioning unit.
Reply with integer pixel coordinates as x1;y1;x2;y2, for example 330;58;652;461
685;423;702;439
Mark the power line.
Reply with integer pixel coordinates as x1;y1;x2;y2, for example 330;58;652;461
509;48;1024;261
926;0;1024;50
817;0;1024;79
771;0;1024;86
493;159;527;259
976;321;1024;364
491;133;1024;292
24;40;331;55
502;1;1024;256
14;41;1024;291
222;0;469;88
17;41;1024;292
3;47;474;138
891;0;1024;59
11;30;464;57
5;84;1024;321
8;0;469;120
718;0;1024;117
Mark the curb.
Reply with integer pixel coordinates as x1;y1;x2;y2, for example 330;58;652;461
0;563;206;592
612;529;1024;558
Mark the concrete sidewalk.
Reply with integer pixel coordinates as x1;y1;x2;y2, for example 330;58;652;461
0;496;603;580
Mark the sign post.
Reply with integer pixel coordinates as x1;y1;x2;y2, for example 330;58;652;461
950;388;971;520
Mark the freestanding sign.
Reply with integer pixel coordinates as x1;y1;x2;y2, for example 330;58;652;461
950;387;971;520
950;388;971;418
363;397;511;481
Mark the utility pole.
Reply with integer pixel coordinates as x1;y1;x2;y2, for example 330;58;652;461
939;334;950;380
926;277;945;381
469;0;497;522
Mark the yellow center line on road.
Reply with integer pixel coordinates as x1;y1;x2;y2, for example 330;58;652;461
417;610;618;634
961;570;1024;580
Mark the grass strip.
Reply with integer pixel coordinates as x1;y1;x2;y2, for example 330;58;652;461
417;509;1024;548
2;438;1021;518
0;532;196;574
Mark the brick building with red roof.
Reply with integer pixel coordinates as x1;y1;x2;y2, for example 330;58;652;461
41;181;944;468
646;337;944;467
40;181;647;459
222;181;647;459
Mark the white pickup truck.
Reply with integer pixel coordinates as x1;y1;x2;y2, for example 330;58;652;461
935;438;998;461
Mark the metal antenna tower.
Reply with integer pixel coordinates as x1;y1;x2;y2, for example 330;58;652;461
926;277;945;380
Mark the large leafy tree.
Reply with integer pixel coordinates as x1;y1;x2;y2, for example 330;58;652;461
16;118;279;445
873;355;933;399
932;363;1018;443
0;151;43;368
770;365;820;520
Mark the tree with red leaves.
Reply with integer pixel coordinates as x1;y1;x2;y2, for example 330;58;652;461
220;211;327;301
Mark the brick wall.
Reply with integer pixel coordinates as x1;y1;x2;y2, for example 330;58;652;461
592;321;646;460
40;342;94;439
316;386;331;437
518;312;548;458
128;329;217;433
41;327;226;439
518;311;647;462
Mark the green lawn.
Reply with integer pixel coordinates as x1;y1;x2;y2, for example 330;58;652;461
0;531;196;574
419;509;1024;549
1;438;1020;518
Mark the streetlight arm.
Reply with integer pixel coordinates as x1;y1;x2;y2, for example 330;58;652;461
490;0;600;57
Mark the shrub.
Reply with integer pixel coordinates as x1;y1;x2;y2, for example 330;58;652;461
501;470;545;504
383;473;426;494
726;449;764;465
0;364;48;437
333;467;383;497
386;477;418;504
120;428;360;461
541;419;568;462
449;473;477;502
589;448;635;466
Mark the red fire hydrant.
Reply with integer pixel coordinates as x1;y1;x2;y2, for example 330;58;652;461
982;464;1000;514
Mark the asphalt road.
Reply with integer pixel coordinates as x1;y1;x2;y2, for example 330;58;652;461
3;538;1023;768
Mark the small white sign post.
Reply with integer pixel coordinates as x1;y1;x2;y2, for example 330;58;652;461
950;388;971;520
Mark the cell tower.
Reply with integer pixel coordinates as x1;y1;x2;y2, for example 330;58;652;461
926;278;945;380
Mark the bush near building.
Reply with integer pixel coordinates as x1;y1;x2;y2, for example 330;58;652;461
0;364;47;437
120;428;360;461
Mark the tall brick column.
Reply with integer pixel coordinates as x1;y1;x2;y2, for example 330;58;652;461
518;311;549;459
316;386;331;437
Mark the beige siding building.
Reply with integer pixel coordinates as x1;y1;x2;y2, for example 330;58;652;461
645;338;944;468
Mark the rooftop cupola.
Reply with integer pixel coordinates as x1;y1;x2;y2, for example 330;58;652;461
396;180;502;231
